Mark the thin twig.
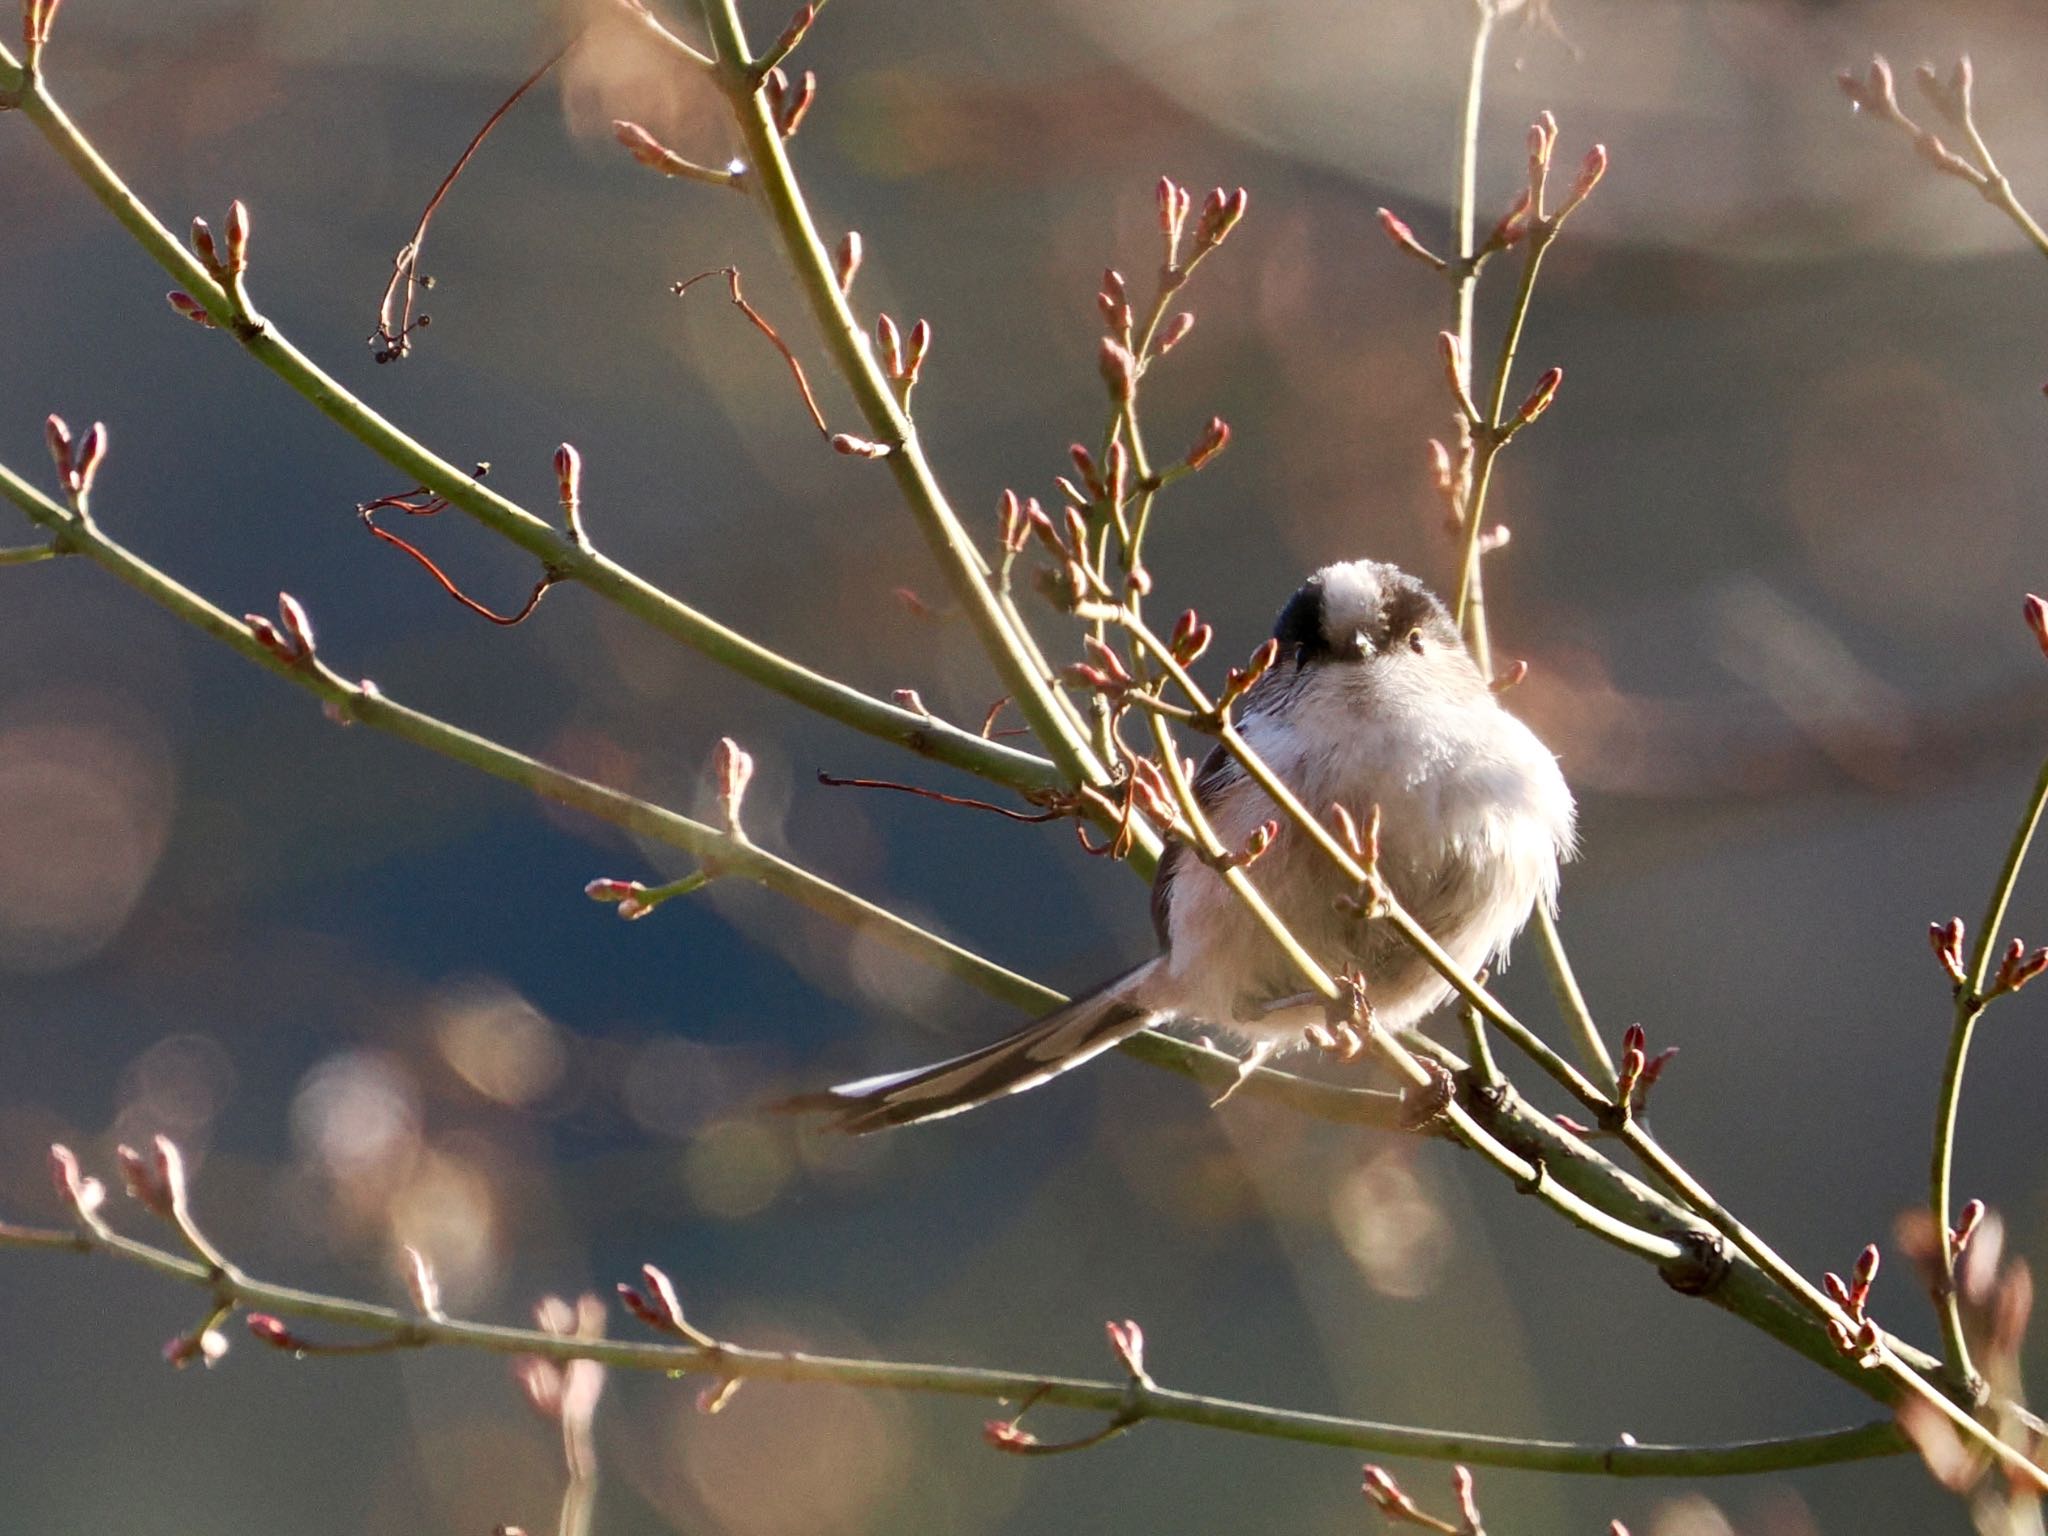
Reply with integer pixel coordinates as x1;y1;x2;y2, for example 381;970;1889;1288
0;1178;1909;1477
370;38;579;362
1929;754;2048;1396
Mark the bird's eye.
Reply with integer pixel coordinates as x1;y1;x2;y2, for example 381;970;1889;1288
1406;628;1426;655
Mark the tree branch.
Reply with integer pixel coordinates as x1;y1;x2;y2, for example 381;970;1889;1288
0;1200;1907;1478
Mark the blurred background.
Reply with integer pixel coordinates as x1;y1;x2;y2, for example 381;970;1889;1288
4;0;2048;1530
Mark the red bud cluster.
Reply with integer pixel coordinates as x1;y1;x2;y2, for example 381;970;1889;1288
1105;1318;1148;1382
1990;937;2048;999
617;1262;715;1346
1193;186;1249;253
1220;638;1280;709
44;413;107;502
762;64;817;138
245;591;317;666
1169;608;1212;664
1929;917;1968;988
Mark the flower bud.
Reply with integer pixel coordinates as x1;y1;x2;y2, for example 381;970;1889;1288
1156;311;1195;353
167;290;218;327
554;443;582;511
835;230;863;295
191;216;220;274
1184;416;1229;471
224;199;251;276
71;420;108;499
876;313;903;378
43;413;71;482
1375;206;1445;269
904;318;931;384
1099;337;1136;403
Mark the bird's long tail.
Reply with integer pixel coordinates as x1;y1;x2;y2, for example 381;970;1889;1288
777;961;1163;1133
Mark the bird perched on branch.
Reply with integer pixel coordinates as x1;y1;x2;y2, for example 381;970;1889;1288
786;559;1575;1132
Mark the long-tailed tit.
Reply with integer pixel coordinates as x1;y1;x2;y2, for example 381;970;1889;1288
790;559;1575;1132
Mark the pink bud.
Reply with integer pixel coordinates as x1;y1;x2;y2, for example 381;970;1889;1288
1184;416;1230;471
1099;337;1136;403
554;443;582;510
830;433;891;458
224;199;251;275
1156;175;1183;237
190;216;220;273
876;313;903;378
2024;594;2048;659
167;290;219;327
1375;206;1445;269
1105;1318;1146;1378
43;414;71;481
71;420;107;499
835;231;863;294
1513;366;1563;426
276;591;315;658
1156;311;1196;354
1564;145;1609;210
904;319;931;383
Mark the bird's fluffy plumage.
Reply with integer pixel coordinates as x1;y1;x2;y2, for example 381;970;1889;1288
791;559;1575;1132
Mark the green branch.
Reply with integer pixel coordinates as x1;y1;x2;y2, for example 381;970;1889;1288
0;1213;1905;1477
1929;754;2048;1394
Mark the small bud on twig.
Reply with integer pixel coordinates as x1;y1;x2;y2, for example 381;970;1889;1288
904;318;931;386
835;231;863;295
1099;337;1137;403
1438;332;1479;422
1105;1318;1150;1383
1193;186;1248;252
223;199;251;277
43;414;71;483
167;290;219;328
2024;594;2048;660
1375;207;1447;270
1184;416;1230;471
1220;638;1280;709
1510;366;1563;429
1156;311;1196;354
1930;917;1968;987
831;432;891;458
191;216;220;275
1170;608;1212;664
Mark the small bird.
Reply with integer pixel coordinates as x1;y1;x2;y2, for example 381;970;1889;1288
792;559;1576;1132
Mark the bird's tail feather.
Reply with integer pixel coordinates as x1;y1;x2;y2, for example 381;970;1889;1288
776;962;1162;1133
